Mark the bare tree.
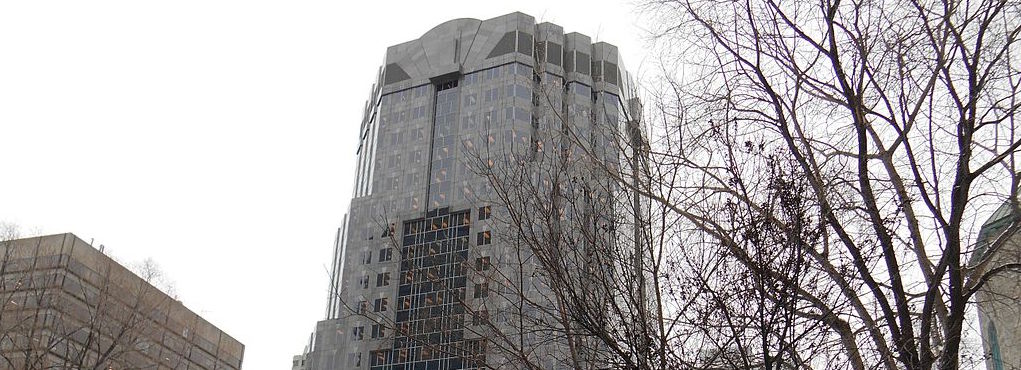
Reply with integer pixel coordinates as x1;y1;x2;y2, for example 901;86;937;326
449;1;1021;369
324;3;1020;369
610;1;1021;370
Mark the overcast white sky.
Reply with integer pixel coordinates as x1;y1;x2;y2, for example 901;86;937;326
0;1;650;368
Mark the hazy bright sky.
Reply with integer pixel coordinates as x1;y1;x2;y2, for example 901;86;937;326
0;1;650;368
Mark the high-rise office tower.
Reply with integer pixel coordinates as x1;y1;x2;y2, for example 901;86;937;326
302;12;638;370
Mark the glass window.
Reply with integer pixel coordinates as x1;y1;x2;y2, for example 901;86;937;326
378;248;393;262
516;107;530;122
473;283;489;298
373;297;389;312
370;350;389;366
477;231;491;246
475;256;491;271
376;272;391;287
571;83;591;97
515;84;530;99
371;324;386;339
472;310;489;326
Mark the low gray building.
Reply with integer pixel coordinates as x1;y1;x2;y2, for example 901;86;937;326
0;233;244;369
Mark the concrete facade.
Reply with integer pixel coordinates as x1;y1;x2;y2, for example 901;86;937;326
971;203;1021;370
294;354;311;370
303;11;636;370
0;233;244;369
